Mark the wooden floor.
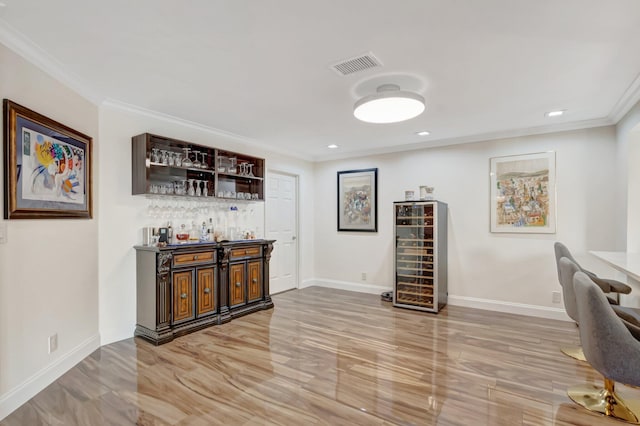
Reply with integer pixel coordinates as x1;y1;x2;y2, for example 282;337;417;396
2;286;637;425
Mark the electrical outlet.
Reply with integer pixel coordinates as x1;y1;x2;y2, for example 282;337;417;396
361;272;367;281
48;333;58;354
552;291;561;304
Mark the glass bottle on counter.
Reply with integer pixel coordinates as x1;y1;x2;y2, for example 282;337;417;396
200;222;208;242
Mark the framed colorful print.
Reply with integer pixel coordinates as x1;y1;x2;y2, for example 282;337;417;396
337;168;377;232
3;99;92;219
490;151;555;233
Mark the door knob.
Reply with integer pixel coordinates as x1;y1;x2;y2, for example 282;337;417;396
204;287;211;294
292;236;297;240
180;293;187;299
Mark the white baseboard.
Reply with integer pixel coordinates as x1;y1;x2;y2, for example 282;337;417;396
300;278;391;295
447;295;571;321
0;333;101;421
302;278;571;321
99;327;135;346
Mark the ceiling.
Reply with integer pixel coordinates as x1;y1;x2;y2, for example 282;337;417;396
1;1;640;161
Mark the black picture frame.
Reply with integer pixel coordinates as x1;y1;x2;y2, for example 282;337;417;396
337;168;378;232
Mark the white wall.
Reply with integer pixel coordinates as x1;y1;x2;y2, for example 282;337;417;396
616;99;640;254
627;129;640;253
98;103;315;344
312;127;621;318
0;43;99;418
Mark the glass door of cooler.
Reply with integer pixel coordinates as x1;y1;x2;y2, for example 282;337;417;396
394;202;436;311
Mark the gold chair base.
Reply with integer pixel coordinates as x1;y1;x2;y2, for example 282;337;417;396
568;382;640;424
560;346;586;362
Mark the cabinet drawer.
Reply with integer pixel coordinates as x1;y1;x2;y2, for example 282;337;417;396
173;251;215;267
229;246;261;260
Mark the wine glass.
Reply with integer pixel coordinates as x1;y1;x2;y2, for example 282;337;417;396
160;150;169;165
247;163;255;177
182;148;193;168
194;179;202;197
175;152;182;167
229;157;237;174
217;156;226;173
187;179;195;196
151;148;160;163
192;151;202;169
200;152;208;169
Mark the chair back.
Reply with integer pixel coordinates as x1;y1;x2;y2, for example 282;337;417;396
558;257;580;322
573;272;640;386
554;242;581;280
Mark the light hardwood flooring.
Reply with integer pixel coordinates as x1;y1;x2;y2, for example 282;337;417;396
2;286;637;425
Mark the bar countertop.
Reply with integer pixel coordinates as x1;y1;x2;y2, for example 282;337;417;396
589;251;640;282
134;239;274;252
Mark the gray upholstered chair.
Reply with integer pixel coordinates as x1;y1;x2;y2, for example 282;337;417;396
557;257;585;361
567;271;640;424
554;242;632;304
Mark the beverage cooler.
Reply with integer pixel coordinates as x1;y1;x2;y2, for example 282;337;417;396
393;201;448;313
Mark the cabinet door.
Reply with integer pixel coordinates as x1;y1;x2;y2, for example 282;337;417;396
172;270;194;323
247;260;263;302
197;267;216;317
229;263;246;307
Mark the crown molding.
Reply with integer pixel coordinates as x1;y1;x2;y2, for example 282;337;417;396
313;117;614;162
101;99;313;162
0;16;634;163
610;71;640;123
0;17;104;105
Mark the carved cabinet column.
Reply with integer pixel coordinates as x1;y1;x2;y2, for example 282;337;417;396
263;242;274;308
218;247;232;324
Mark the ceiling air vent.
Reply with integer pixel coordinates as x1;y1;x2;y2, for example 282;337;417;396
330;52;382;76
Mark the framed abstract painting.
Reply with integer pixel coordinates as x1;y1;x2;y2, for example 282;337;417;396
490;151;556;233
337;168;377;232
3;99;92;219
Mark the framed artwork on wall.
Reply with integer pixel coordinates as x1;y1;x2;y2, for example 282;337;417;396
3;99;93;219
490;151;556;233
337;168;377;232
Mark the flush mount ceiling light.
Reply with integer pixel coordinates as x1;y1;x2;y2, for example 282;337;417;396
416;130;430;136
327;144;339;149
354;84;425;124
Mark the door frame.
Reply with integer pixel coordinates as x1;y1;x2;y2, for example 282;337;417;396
266;169;300;292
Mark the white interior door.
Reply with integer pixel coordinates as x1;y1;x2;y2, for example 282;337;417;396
266;171;298;294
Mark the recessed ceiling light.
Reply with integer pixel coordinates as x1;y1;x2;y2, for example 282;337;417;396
416;131;430;136
327;144;339;149
545;110;565;117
